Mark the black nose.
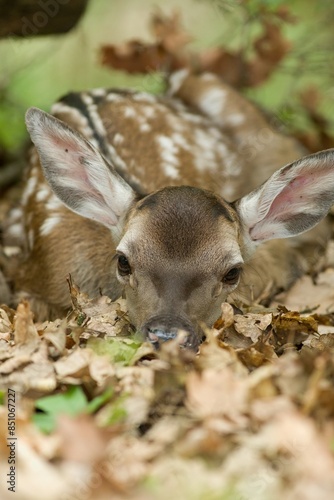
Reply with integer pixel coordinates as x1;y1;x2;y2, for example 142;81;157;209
142;315;199;350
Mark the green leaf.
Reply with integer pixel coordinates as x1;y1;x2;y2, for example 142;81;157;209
105;398;128;425
0;391;4;405
95;393;128;426
32;412;55;434
34;386;88;433
35;386;88;415
88;337;142;366
86;387;114;414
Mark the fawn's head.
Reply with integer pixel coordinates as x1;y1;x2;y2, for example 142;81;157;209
25;107;334;349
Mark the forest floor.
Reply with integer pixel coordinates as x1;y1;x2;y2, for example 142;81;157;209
0;183;334;500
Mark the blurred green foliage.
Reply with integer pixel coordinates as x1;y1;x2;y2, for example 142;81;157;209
33;385;115;433
0;0;334;151
87;336;142;366
33;385;89;433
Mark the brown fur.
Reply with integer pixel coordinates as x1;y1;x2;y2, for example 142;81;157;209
6;71;332;326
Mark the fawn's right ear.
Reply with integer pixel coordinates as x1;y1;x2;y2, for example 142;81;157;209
236;149;334;244
25;107;136;231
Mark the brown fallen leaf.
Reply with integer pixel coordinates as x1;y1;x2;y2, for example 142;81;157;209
234;313;273;342
150;9;192;52
304;332;334;351
101;8;293;92
101;40;185;75
14;301;39;345
101;9;190;75
0;306;13;338
272;269;334;314
54;348;95;381
57;414;109;462
237;340;277;370
40;319;67;355
186;368;248;425
294;86;334;153
0;353;31;374
272;308;318;348
15;360;57;393
213;301;234;330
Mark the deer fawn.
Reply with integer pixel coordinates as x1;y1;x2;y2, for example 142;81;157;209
8;70;334;349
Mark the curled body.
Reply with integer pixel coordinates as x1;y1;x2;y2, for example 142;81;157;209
7;71;334;349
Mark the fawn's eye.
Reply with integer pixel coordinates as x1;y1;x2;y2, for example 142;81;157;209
223;267;241;285
117;255;132;276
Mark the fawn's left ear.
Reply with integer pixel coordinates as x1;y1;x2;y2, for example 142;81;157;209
25;107;136;231
236;149;334;243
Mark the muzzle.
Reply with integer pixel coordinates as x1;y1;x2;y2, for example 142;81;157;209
141;314;202;351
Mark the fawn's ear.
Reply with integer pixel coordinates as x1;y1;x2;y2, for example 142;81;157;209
25;107;136;230
236;149;334;243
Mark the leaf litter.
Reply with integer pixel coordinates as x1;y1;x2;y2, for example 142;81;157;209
0;268;334;499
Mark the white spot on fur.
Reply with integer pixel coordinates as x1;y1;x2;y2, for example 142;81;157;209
45;194;64;211
113;133;124;145
166;112;187;134
35;184;51;202
156;135;180;179
7;222;23;240
225;113;245;126
123;106;136;118
200;73;217;82
141;106;156;119
217;143;240;176
22;175;38;205
171;132;191;151
193;129;218;172
199;87;227;119
107;144;128;171
81;93;107;138
51;101;93;139
221;184;236;200
29;150;40;165
90;88;106;97
31;165;39;176
163;163;179;178
40;215;62;236
133;93;156;103
106;93;123;102
168;69;189;96
51;101;75;115
140;123;151;133
8;207;23;222
179;110;204;125
3;246;21;257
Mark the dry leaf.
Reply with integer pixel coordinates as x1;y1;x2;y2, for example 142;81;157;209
57;414;108;462
14;301;39;345
186;368;248;424
234;313;272;342
273;270;334;314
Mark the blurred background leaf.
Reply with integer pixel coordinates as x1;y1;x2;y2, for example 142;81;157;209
0;0;333;153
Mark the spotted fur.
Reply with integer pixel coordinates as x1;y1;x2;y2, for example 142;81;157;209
6;71;334;347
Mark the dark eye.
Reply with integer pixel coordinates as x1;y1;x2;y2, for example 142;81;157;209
223;267;241;285
117;254;131;276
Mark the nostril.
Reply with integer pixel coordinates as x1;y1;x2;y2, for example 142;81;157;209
142;315;199;350
147;327;179;343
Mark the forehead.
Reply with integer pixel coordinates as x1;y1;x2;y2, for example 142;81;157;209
118;186;242;266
